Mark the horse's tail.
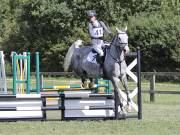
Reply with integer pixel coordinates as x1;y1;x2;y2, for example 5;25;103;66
63;39;83;72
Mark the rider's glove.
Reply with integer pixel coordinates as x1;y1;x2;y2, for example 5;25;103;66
109;32;113;38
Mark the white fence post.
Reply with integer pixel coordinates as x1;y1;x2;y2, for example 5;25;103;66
0;51;7;94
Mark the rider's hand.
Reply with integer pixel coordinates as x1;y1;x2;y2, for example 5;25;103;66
109;33;113;38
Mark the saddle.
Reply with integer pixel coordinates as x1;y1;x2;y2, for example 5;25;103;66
86;46;109;65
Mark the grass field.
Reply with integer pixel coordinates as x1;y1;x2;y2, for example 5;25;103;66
0;78;180;135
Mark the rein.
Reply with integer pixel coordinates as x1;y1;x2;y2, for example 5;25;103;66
109;49;124;63
109;34;127;64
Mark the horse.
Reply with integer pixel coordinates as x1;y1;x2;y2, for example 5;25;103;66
64;27;131;115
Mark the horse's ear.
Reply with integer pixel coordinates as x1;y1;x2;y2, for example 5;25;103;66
125;26;127;31
116;27;120;33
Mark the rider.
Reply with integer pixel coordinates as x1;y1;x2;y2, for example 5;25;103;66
87;10;113;66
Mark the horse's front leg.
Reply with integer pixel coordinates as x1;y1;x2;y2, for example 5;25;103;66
111;77;127;117
120;75;132;112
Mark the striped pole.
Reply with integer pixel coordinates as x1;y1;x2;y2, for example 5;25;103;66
0;106;65;111
0;93;114;99
0;105;114;111
42;84;110;91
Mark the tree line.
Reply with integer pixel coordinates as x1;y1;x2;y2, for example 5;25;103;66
0;0;179;72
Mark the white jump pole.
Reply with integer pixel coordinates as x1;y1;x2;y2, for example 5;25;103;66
0;51;7;94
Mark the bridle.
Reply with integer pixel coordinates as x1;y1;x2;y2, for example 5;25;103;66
109;32;128;64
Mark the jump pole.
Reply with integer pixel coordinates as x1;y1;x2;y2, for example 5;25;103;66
0;51;7;94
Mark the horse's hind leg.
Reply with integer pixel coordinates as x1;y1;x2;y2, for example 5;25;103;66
81;77;88;88
120;75;132;112
111;77;127;117
89;78;95;88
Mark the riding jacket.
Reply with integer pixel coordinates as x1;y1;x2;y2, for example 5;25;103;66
88;20;112;56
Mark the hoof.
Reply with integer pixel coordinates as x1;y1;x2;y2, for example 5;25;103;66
82;82;88;88
121;107;127;116
88;82;94;88
126;105;132;113
118;106;127;118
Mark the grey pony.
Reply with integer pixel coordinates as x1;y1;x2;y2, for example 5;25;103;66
64;28;131;114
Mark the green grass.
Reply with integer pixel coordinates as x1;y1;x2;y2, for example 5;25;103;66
0;94;180;135
1;78;180;135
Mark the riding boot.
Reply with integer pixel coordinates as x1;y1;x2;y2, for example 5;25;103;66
97;56;104;74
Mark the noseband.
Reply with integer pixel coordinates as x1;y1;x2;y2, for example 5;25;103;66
109;33;128;63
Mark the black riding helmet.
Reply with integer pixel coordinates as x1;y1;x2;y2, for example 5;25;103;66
87;10;96;18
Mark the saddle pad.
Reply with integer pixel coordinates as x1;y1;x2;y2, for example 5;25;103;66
87;52;97;64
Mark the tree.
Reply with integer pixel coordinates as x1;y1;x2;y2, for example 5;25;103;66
128;11;180;71
1;0;179;71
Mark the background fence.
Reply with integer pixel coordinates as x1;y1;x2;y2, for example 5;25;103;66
39;72;180;102
5;72;180;102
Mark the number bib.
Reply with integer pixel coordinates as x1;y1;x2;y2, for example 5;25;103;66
93;27;103;38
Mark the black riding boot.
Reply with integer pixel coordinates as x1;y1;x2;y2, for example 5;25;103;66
97;56;104;74
97;56;104;66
